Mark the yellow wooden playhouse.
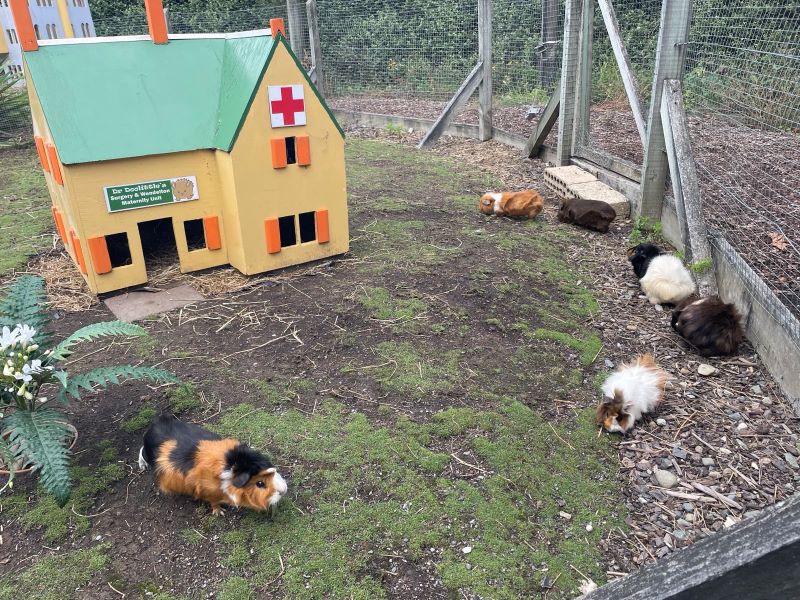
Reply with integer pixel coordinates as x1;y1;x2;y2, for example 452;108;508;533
10;0;348;294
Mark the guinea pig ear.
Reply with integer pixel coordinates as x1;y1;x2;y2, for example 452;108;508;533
265;467;276;474
626;246;638;258
232;471;251;488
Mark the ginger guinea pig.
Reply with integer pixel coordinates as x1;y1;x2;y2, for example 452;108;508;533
479;190;543;219
140;415;287;515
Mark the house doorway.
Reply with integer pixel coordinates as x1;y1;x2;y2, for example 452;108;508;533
137;217;178;275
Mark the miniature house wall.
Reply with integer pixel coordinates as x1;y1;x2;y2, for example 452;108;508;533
11;0;348;294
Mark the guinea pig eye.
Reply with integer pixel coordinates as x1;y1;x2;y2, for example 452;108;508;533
256;480;266;488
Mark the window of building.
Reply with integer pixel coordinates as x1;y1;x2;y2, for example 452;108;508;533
299;211;316;243
34;24;40;39
278;215;297;247
184;219;206;251
105;233;132;269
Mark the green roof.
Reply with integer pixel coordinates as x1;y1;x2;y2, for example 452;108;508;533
24;34;339;165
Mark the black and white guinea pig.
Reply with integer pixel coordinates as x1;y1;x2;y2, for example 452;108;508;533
627;243;695;305
140;414;287;515
671;295;743;356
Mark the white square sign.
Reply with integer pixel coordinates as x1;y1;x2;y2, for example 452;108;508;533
269;84;306;128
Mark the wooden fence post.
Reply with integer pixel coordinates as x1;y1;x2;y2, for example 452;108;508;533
286;0;305;57
556;0;582;166
306;0;325;96
639;0;692;218
478;0;493;141
573;0;594;154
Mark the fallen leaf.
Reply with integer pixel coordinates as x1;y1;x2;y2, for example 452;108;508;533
768;232;789;251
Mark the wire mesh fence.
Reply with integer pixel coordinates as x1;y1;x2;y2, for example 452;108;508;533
0;60;30;146
684;0;800;329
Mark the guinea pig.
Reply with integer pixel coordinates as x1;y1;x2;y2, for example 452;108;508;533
557;197;616;233
479;190;543;219
140;414;287;515
671;295;743;356
597;354;669;434
627;243;696;305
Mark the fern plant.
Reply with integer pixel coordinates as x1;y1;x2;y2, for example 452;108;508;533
0;276;178;504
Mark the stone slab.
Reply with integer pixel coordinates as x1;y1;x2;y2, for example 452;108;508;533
104;284;204;322
544;165;597;200
569;180;631;218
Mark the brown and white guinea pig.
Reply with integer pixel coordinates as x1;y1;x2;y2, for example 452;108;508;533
557;197;616;233
671;295;743;357
139;414;287;515
597;354;669;434
627;243;696;305
479;190;543;219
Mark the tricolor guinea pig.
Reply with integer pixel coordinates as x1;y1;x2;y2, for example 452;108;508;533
596;354;669;434
139;415;287;515
479;190;544;219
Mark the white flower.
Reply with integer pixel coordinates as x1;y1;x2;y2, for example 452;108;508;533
14;371;30;383
0;326;20;350
2;364;12;377
15;324;37;348
16;359;44;383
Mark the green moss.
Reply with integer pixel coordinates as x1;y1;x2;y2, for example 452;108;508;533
123;403;157;433
133;334;161;360
222;530;252;567
181;527;205;545
690;258;713;273
532;329;603;366
250;378;289;406
368;341;460;399
629;215;663;246
0;544;109;600
169;383;201;414
359;287;427;331
372;196;414;212
219;577;253;600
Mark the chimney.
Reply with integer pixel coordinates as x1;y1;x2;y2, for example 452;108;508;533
270;18;286;38
9;0;38;52
145;0;169;45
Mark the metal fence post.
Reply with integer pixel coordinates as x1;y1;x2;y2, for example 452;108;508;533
478;0;493;141
573;0;594;155
639;0;692;218
286;0;305;57
306;0;325;96
556;0;582;166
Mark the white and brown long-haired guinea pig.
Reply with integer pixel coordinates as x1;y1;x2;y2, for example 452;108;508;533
597;354;669;434
479;190;543;219
139;415;287;515
627;243;695;305
671;295;743;357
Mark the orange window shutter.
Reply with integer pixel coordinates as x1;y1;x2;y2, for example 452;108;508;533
70;231;87;274
296;135;311;166
265;218;281;254
315;209;330;244
87;236;112;274
203;216;222;250
271;138;287;169
45;143;64;185
35;136;50;172
51;207;66;241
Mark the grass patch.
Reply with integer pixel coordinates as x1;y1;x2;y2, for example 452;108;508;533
219;577;253;600
123;403;157;433
133;334;161;360
0;147;52;275
359;287;427;331
628;215;664;246
168;383;201;414
533;329;603;366
364;341;460;399
211;399;622;599
690;258;713;273
0;544;109;600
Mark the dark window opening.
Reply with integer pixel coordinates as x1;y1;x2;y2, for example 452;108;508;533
278;215;296;247
137;217;177;274
105;232;132;268
184;218;206;251
285;136;297;165
299;211;316;243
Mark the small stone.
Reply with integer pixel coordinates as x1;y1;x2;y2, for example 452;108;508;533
751;385;763;395
559;511;572;521
684;514;695;523
654;469;678;489
762;396;773;405
697;364;717;376
702;457;715;466
737;422;748;431
462;546;472;554
465;563;473;570
604;359;615;368
709;470;722;479
683;502;695;512
654;304;664;312
676;519;692;529
672;447;688;460
656;418;667;427
784;453;799;470
680;367;690;375
728;412;742;421
541;575;555;590
586;523;593;532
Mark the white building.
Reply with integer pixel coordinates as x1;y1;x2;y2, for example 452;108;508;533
1;0;95;76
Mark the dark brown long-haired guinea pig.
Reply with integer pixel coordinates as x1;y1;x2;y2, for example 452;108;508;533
139;415;287;515
479;191;544;219
671;296;743;357
557;197;616;233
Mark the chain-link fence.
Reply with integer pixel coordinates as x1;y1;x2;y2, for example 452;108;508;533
0;60;30;146
684;0;800;330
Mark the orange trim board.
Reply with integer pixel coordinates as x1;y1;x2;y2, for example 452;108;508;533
70;231;87;274
9;0;38;52
145;0;169;44
51;207;66;241
296;135;311;166
316;209;330;244
88;237;112;275
45;143;63;185
270;18;286;37
203;216;222;250
271;138;287;169
265;218;281;254
35;136;50;172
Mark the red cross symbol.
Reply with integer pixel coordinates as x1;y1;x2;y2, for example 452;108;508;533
269;85;306;128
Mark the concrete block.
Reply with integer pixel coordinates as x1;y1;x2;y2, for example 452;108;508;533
569;180;631;218
544;165;597;200
104;284;204;322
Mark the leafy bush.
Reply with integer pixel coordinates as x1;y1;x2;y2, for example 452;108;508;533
0;276;178;504
0;59;30;146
